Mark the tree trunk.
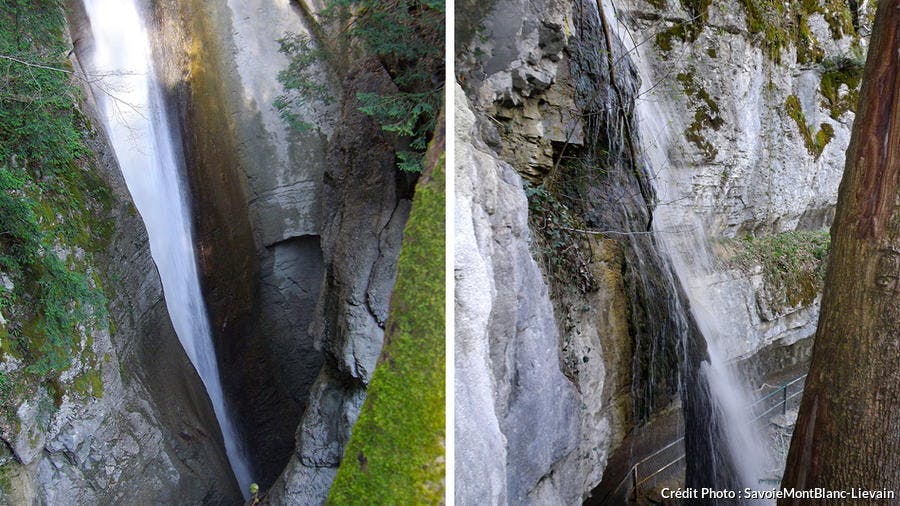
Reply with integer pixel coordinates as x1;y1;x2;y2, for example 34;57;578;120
780;1;900;502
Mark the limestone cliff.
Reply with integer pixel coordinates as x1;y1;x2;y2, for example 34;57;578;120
455;85;582;504
145;0;338;485
455;0;869;502
2;1;423;503
612;0;872;365
132;0;419;499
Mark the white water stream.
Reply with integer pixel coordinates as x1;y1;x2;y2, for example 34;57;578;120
81;0;252;495
600;0;771;493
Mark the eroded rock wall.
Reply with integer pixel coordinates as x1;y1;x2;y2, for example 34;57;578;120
456;0;663;501
146;0;336;485
263;58;414;505
612;0;872;363
456;0;869;503
455;85;583;504
0;6;241;501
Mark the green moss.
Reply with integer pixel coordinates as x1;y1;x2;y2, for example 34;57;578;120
737;0;856;64
819;0;855;39
654;0;711;51
0;462;11;497
677;69;724;160
0;0;112;418
327;150;445;503
71;368;103;399
814;123;834;152
785;94;833;159
796;17;824;64
819;54;864;119
728;229;830;309
0;372;15;424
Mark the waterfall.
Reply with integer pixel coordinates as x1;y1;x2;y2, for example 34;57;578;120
599;0;770;495
80;0;253;495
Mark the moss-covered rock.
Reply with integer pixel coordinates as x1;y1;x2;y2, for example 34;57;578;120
653;0;858;65
785;94;834;159
726;229;830;312
676;69;724;160
326;118;445;504
654;0;712;52
819;53;864;119
0;0;112;418
737;0;855;63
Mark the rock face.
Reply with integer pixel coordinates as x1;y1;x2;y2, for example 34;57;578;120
138;1;415;499
456;0;675;501
612;0;872;363
263;58;414;505
455;86;580;504
146;0;336;485
41;129;241;504
456;0;869;502
0;7;241;501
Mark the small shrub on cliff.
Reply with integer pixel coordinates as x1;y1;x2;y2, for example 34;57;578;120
785;95;834;159
274;33;333;132
819;51;865;119
525;181;596;295
276;0;444;172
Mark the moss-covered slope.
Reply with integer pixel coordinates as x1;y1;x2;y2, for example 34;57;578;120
326;116;445;504
0;0;111;422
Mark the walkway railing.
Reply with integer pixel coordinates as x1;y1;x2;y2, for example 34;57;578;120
596;373;807;504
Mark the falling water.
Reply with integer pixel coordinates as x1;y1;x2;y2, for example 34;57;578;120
600;0;770;494
80;0;252;495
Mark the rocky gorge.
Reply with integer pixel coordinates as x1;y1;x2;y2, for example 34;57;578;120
455;0;871;502
0;0;443;503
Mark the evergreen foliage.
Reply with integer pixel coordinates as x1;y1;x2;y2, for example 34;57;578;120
276;0;444;172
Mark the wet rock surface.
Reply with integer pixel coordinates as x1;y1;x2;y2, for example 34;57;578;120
456;0;868;503
147;0;335;485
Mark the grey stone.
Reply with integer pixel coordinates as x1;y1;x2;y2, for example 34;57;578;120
265;59;412;504
455;85;580;504
455;0;870;501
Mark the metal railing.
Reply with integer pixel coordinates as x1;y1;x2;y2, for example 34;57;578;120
747;374;807;424
597;373;807;504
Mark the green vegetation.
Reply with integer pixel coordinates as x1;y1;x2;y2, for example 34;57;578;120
728;229;830;308
653;0;857;65
327;136;445;504
526;180;597;296
737;0;856;63
785;94;834;159
655;0;712;52
650;1;864;158
819;52;865;119
1;0;110;418
676;69;724;160
276;0;444;172
273;33;333;132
